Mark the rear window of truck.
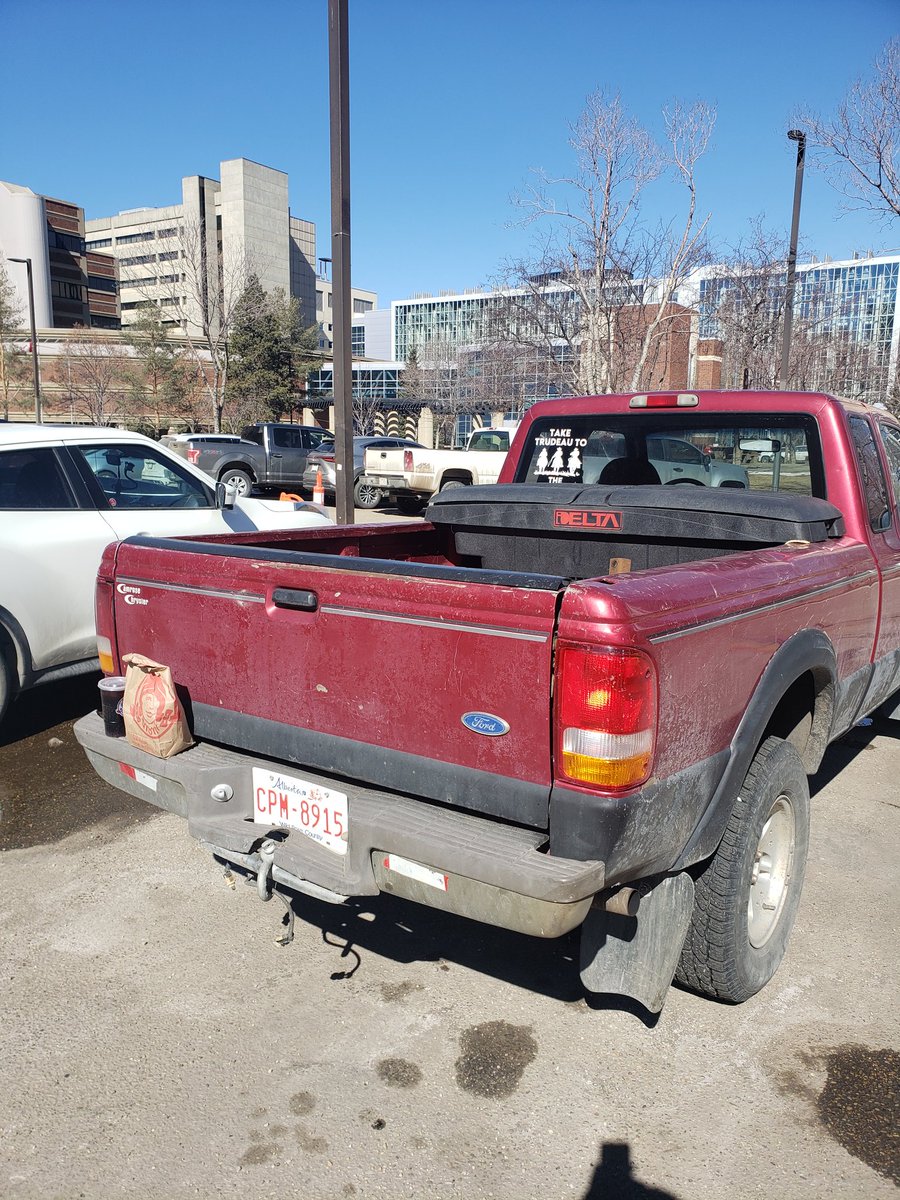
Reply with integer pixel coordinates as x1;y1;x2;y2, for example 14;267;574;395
515;414;823;497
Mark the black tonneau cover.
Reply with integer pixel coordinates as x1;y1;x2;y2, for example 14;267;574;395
427;484;844;578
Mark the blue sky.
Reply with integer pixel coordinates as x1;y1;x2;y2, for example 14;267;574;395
3;0;898;306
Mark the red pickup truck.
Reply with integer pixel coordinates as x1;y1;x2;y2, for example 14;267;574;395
75;391;900;1012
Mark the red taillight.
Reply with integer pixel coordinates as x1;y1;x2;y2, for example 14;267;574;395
95;577;117;675
404;449;414;471
555;645;657;790
187;448;200;463
318;454;335;463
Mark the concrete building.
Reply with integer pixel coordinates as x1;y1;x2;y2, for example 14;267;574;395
0;180;120;330
315;267;376;352
87;158;374;343
686;253;900;401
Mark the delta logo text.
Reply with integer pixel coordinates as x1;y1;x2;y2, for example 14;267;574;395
553;508;623;530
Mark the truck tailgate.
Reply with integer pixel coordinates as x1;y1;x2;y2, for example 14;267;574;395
109;539;565;828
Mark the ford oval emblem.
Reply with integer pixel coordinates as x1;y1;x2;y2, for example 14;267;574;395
461;711;510;737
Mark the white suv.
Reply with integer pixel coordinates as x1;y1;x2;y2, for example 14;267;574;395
0;424;331;723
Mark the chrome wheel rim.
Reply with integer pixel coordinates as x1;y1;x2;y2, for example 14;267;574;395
748;794;795;948
356;482;379;506
224;474;251;496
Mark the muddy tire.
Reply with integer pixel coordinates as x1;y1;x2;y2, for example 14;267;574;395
0;640;14;727
676;736;810;1003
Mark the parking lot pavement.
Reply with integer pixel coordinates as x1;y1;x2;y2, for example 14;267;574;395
0;688;897;1199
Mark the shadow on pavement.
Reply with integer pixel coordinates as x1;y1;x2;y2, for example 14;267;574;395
582;1143;681;1199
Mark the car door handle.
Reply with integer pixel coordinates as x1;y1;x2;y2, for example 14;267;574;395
271;453;283;459
272;588;318;612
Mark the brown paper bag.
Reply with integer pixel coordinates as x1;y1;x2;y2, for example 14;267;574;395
122;653;193;758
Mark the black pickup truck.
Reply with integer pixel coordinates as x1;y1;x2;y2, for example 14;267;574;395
189;423;334;496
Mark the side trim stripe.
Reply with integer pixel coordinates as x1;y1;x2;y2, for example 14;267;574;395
115;576;266;604
649;572;876;643
320;605;550;643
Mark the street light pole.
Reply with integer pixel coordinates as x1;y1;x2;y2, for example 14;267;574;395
779;129;806;389
328;0;354;524
8;256;42;423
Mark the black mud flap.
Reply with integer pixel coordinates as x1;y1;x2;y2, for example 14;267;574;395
579;872;695;1014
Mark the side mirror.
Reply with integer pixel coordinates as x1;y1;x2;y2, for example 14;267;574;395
216;481;238;510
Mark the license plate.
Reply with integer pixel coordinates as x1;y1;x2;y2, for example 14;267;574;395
376;476;391;487
252;767;348;855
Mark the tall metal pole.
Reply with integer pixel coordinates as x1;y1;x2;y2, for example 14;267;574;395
8;256;42;422
779;130;806;389
328;0;354;523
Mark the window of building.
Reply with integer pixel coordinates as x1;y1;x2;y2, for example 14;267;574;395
351;326;366;355
158;251;179;262
49;230;85;254
88;276;118;294
120;276;157;289
115;231;155;245
86;238;112;249
156;228;177;238
353;299;374;314
316;290;323;312
51;280;86;301
120;255;155;267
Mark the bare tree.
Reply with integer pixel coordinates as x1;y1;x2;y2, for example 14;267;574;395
705;222;788;390
124;305;193;434
498;91;715;394
799;38;900;221
139;217;257;431
0;264;26;420
52;330;130;425
401;336;492;446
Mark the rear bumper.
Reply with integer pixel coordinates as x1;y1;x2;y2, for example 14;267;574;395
363;473;427;497
74;712;604;937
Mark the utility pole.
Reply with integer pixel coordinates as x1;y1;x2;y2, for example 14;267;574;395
8;256;42;422
329;0;354;523
779;130;806;389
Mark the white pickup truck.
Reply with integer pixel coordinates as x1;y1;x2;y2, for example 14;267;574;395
363;425;517;513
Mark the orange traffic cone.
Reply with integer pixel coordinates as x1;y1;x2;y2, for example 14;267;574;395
313;467;325;506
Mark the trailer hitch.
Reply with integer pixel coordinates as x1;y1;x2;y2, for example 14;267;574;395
256;839;295;946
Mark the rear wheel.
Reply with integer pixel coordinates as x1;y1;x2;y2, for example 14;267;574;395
0;642;15;727
219;467;253;497
439;479;467;492
676;736;809;1003
353;477;383;509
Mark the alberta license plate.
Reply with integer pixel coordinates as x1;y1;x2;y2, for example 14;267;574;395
252;767;348;856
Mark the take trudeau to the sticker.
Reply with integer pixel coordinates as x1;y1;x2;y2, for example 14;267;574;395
532;428;587;481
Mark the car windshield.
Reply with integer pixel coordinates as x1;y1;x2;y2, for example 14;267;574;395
515;414;822;496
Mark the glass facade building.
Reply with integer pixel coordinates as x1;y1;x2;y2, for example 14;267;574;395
693;254;900;400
